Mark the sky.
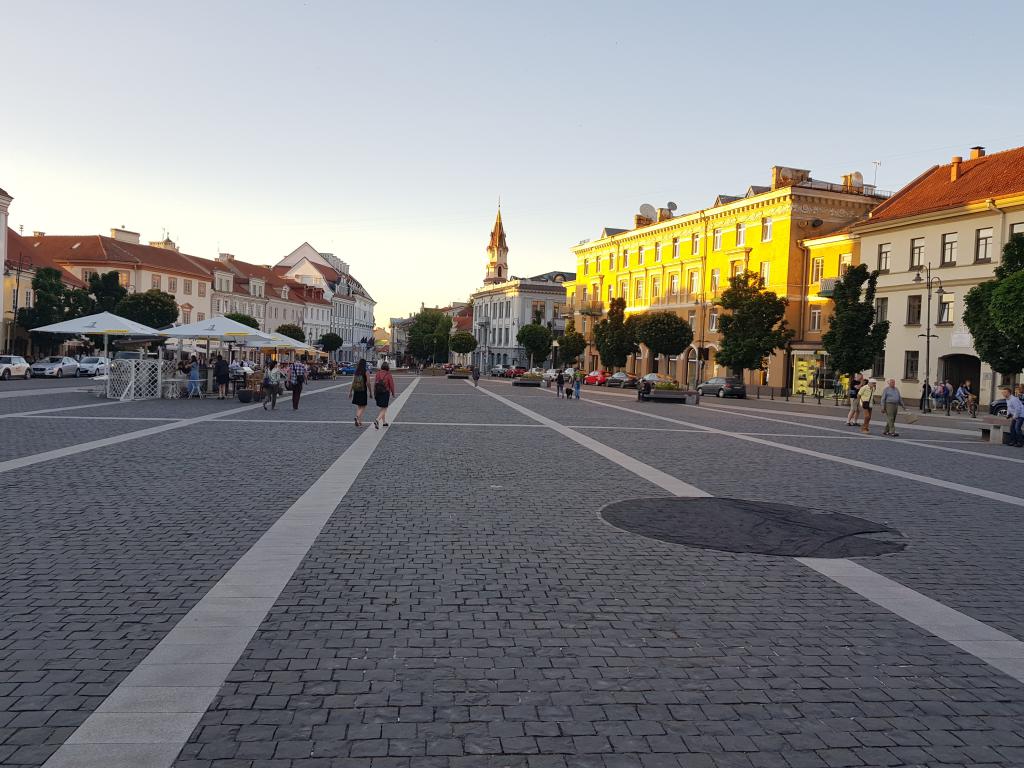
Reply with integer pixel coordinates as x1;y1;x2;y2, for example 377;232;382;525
4;0;1024;326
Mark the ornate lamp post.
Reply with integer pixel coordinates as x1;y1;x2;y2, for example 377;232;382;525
913;263;945;413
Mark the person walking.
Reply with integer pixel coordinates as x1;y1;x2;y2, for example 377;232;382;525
573;370;583;400
555;370;565;398
186;355;201;398
858;378;875;434
372;361;397;429
262;360;284;410
564;370;575;400
881;378;906;437
846;373;862;426
350;358;369;427
472;366;480;387
289;355;308;410
213;354;230;399
1005;386;1024;447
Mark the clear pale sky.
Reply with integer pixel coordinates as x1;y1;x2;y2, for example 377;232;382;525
4;0;1024;325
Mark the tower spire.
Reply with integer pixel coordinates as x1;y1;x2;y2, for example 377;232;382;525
483;206;509;285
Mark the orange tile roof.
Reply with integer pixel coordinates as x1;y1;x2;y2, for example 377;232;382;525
6;228;86;288
868;146;1024;224
22;234;213;279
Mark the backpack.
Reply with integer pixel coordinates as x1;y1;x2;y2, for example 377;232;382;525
353;375;365;392
374;380;387;397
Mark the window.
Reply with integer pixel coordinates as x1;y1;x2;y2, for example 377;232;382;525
810;257;823;283
82;269;98;282
731;260;744;278
583;258;589;274
117;271;130;287
691;233;700;255
839;253;852;275
638;246;645;264
169;277;178;292
634;278;643;300
976;227;993;262
909;237;924;268
872;353;885;377
906;294;922;325
672;238;679;259
875;297;888;323
622;250;629;268
654;243;661;262
182;309;192;324
687;310;696;328
214;298;220;312
1012;222;1024;237
606;285;613;303
25;290;33;308
941;233;958;265
878;243;891;272
581;287;588;302
669;274;679;296
197;312;206;321
688;270;699;295
198;282;206;297
938;293;954;324
759;262;770;285
713;228;722;250
710;269;720;293
151;274;161;289
903;350;919;380
651;278;660;298
709;308;720;331
762;217;773;242
809;307;822;332
735;223;746;247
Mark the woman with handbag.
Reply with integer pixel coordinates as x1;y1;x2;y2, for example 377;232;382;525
373;361;397;429
350;358;369;427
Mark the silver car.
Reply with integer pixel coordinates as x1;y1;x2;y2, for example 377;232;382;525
77;356;110;376
31;356;80;378
0;355;31;380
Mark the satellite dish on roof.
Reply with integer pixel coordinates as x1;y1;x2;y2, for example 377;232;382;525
639;203;657;221
666;201;677;212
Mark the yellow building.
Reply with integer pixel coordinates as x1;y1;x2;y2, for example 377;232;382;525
565;166;887;390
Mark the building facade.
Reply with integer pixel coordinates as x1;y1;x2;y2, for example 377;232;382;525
565;166;889;387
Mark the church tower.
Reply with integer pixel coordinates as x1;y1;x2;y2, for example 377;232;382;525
483;208;509;284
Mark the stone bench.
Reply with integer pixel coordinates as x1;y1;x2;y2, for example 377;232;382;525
979;415;1012;444
638;389;698;404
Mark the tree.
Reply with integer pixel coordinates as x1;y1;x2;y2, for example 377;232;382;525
593;297;638;369
964;234;1024;377
116;290;179;330
65;287;97;319
89;271;128;313
449;331;478;356
822;264;889;379
516;323;553;368
716;270;794;380
277;323;306;343
225;312;259;329
16;268;76;355
320;332;344;353
991;269;1024;344
407;308;450;362
557;318;587;367
635;311;693;373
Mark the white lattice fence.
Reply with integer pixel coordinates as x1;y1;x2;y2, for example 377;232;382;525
106;360;165;401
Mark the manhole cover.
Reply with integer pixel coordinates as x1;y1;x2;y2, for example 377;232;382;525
601;497;905;558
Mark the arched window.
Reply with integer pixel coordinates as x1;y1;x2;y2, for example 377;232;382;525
497;266;503;277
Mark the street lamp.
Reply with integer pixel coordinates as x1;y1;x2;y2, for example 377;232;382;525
551;338;559;369
913;264;945;413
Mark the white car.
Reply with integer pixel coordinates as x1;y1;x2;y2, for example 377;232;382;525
0;355;31;380
31;356;80;378
77;356;110;376
543;368;560;382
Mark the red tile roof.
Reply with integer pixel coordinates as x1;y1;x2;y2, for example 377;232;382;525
5;228;86;288
868;146;1024;224
21;234;213;279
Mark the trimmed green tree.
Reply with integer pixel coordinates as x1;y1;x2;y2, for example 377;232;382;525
557;318;587;367
89;271;128;313
635;311;693;374
407;308;450;362
822;264;890;380
593;297;638;369
991;269;1024;344
276;323;306;343
17;268;72;354
516;323;553;368
225;312;259;329
449;331;478;356
320;332;343;354
716;270;794;381
116;290;179;330
964;234;1024;379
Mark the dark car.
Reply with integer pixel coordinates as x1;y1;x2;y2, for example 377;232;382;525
696;376;746;398
990;398;1008;417
606;371;639;388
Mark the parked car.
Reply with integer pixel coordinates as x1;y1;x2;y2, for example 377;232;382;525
606;371;638;388
76;356;110;376
31;356;80;378
542;368;561;382
639;372;678;387
584;370;611;386
696;376;746;398
502;366;527;378
489;365;507;376
990;398;1008;417
0;355;31;380
340;364;357;375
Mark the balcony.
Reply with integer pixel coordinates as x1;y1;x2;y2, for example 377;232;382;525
578;300;604;316
817;278;837;298
650;293;686;308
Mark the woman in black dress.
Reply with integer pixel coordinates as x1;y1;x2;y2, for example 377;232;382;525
213;355;230;399
350;358;369;427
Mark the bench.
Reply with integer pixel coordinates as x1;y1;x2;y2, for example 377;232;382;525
980;415;1012;444
638;389;698;404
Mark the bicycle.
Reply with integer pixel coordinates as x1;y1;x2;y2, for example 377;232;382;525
950;396;978;418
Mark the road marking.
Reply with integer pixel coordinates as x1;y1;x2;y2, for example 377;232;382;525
0;386;92;399
9;414;182;422
42;377;421;768
476;381;1024;686
1;399;128;419
0;383;349;475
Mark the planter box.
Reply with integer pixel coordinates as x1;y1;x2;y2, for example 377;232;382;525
640;389;698;404
447;374;470;379
237;389;254;404
513;379;542;387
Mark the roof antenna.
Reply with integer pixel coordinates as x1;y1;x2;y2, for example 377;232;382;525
872;160;881;187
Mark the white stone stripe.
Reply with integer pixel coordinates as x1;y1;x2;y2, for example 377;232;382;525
0;399;127;419
0;383;349;475
798;558;1024;683
42;377;420;768
482;381;1024;687
11;414;181;422
0;386;91;400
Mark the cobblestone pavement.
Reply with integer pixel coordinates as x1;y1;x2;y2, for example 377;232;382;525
4;376;1024;767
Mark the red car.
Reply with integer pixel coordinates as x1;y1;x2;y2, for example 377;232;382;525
584;370;611;385
502;366;527;378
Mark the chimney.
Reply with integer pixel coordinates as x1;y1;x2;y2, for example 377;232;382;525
110;227;140;244
218;252;235;262
32;230;45;237
970;146;986;160
634;214;653;228
657;208;673;222
950;156;963;182
149;237;178;252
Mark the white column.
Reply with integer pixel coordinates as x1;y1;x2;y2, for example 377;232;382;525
0;189;12;353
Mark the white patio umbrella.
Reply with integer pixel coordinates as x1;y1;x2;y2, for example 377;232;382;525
159;315;274;343
30;311;162;359
240;331;314;351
